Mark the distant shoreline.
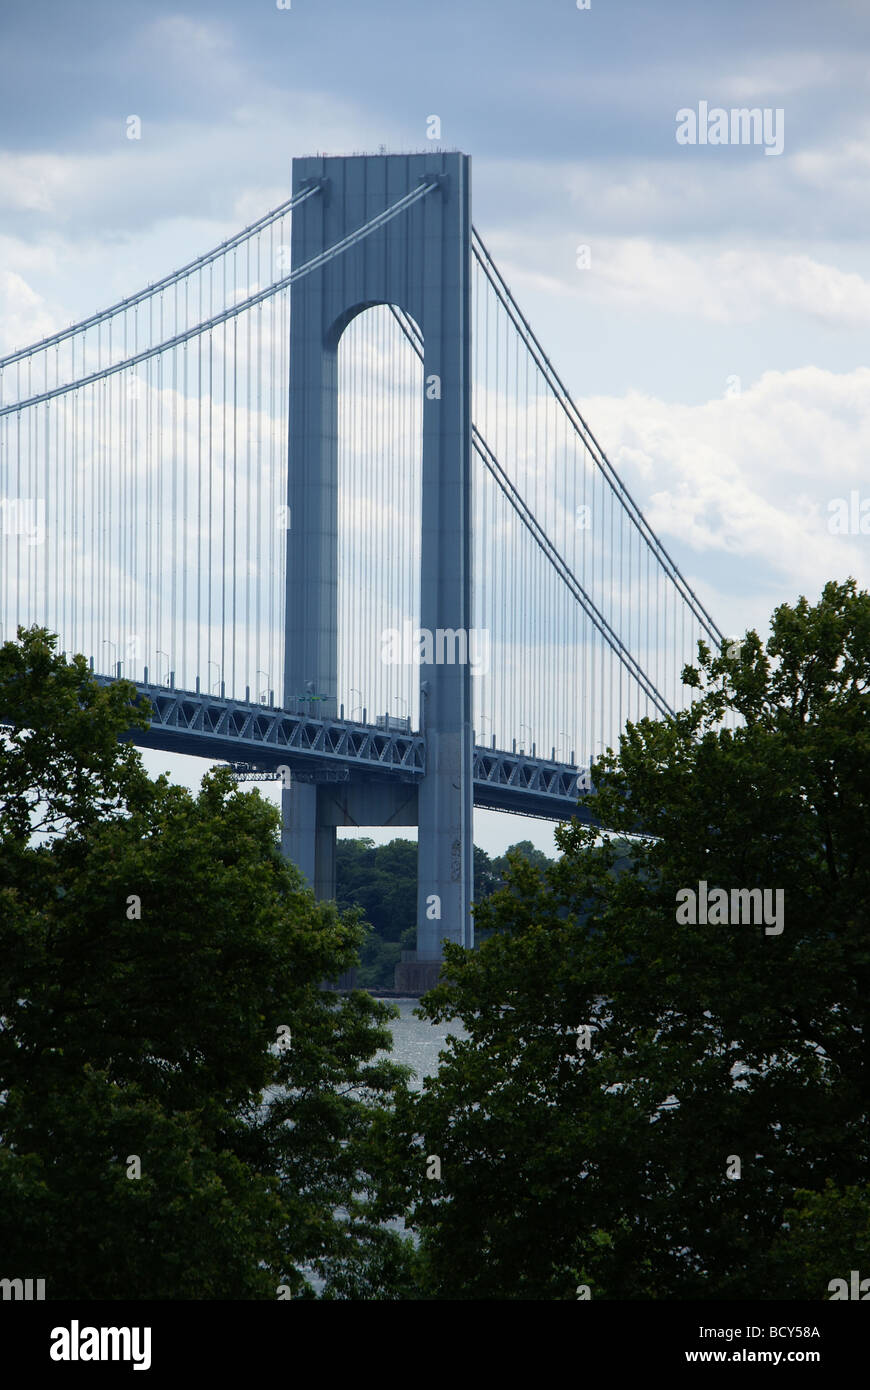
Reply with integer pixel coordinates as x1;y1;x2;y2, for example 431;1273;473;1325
329;988;425;999
369;989;423;999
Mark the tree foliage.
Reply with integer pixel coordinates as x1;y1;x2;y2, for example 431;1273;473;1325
335;836;555;987
400;580;870;1299
0;627;415;1299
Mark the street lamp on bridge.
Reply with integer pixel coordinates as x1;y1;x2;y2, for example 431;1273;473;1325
102;639;122;679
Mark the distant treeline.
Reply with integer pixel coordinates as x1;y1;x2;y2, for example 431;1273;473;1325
335;837;553;988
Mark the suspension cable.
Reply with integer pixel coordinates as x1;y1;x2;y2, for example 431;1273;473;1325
471;228;723;647
0;184;322;369
1;181;440;417
388;304;675;718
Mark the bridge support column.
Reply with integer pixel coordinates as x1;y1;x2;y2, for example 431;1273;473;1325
285;151;474;977
414;151;474;964
314;807;336;903
280;783;336;902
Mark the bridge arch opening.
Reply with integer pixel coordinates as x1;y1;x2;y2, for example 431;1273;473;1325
334;302;423;731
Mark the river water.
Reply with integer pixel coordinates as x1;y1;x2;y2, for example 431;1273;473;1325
378;997;467;1087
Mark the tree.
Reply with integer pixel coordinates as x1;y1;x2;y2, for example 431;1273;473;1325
334;839;549;987
474;844;499;899
335;836;417;987
490;840;553;886
0;627;415;1299
770;1181;870;1297
399;580;870;1299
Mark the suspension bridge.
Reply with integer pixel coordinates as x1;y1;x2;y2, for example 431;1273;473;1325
0;151;724;988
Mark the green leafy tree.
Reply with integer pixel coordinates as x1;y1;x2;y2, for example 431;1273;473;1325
334;841;554;984
336;837;418;987
399;580;870;1299
490;840;553;886
474;844;499;899
0;627;416;1299
771;1181;870;1297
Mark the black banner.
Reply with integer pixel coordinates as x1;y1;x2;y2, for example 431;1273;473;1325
1;1298;865;1376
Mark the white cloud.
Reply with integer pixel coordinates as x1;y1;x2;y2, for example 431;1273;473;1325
581;365;870;631
792;126;870;186
0;103;336;231
489;235;870;328
717;50;844;100
0;85;407;348
0;154;59;214
0;270;56;354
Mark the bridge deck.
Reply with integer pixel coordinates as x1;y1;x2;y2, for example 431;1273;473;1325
102;679;593;823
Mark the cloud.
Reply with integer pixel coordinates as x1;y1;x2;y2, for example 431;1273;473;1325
586;241;870;327
485;232;870;329
717;50;844;101
0;84;389;237
0;270;56;354
580;365;870;631
792;126;870;186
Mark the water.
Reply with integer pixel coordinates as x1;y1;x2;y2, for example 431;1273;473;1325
379;997;467;1088
293;999;466;1291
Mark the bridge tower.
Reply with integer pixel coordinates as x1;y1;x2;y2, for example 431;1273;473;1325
281;151;474;985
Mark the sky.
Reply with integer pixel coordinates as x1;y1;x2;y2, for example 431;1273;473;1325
2;0;869;857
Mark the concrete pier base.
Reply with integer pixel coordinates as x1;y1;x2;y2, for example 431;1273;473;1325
393;957;444;994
